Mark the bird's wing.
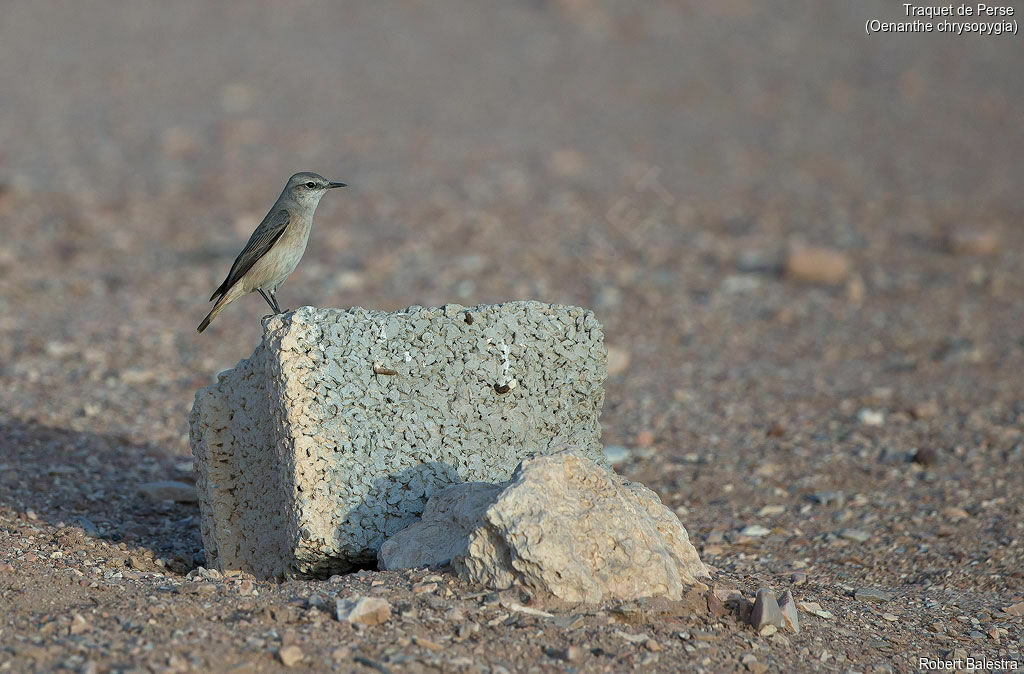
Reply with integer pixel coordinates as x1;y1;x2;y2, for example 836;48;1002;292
210;209;291;301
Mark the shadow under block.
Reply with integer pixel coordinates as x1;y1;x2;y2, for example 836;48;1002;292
189;302;608;578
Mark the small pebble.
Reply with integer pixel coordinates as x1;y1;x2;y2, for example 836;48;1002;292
911;401;940;419
561;646;583;662
941;507;970;522
335;596;392;626
911;447;939;466
750;588;786;630
808;491;844;506
740;525;771;538
854;588;892;603
707;591;728;618
946;229;1000;256
797;601;835;620
858;409;885;426
785;246;851;285
777;590;800;634
744;655;769;674
736;248;784;274
69;614;90;635
603;445;632;466
278;645;304;667
414;636;445;652
838;528;871;543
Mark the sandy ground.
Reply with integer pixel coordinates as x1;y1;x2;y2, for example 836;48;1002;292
1;1;1022;672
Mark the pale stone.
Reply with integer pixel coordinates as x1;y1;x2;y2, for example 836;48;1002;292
335;596;392;626
278;645;304;667
602;445;632;466
797;601;835;619
69;614;90;636
785;246;851;285
190;302;608;579
436;450;710;603
858;408;885;426
740;525;771;537
778;589;800;633
378;482;502;570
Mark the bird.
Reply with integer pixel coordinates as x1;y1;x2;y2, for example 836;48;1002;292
197;172;346;333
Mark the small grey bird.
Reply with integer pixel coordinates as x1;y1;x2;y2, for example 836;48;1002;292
198;172;346;333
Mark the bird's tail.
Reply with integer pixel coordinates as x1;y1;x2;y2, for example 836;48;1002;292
197;292;232;333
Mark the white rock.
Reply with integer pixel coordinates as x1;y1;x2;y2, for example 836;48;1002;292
378;482;502;570
603;445;633;466
778;589;800;633
444;450;709;603
797;601;835;620
858;409;885;426
335;596;392;626
740;525;771;537
189;302;608;579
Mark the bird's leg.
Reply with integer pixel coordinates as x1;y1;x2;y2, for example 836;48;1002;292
268;289;285;314
257;288;279;313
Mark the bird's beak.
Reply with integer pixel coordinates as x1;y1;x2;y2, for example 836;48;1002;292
328;181;347;189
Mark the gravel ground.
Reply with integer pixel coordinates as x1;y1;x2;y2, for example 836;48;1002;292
1;2;1022;672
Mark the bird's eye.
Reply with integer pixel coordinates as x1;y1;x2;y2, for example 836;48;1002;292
305;182;317;189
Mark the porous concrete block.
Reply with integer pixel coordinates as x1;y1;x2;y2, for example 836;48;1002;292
189;301;607;579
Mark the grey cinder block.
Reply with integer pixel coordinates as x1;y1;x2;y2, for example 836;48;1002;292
189;302;607;579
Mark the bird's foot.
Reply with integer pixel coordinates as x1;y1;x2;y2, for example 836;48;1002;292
261;309;291;321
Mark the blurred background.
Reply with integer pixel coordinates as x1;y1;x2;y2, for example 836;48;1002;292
0;1;1021;492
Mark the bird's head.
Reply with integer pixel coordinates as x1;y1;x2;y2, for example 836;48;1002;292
285;171;347;206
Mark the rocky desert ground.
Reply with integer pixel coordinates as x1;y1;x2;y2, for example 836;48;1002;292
1;2;1022;672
